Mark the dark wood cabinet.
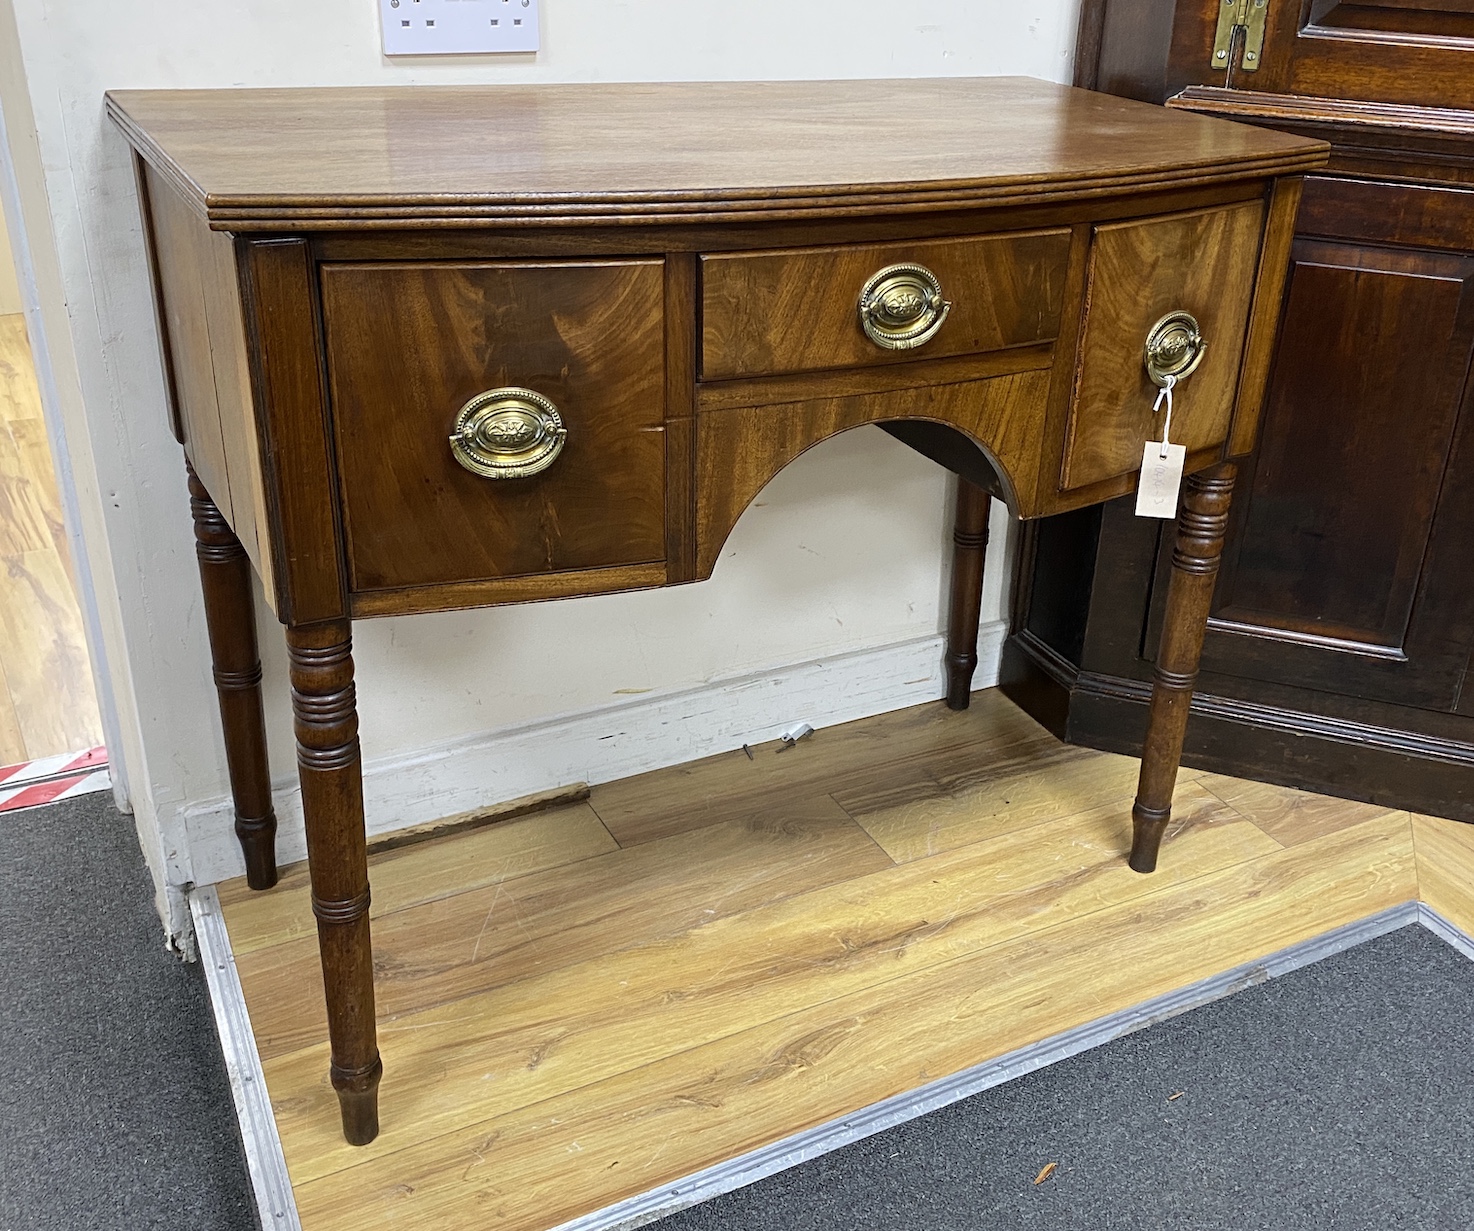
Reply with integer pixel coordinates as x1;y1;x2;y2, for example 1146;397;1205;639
1006;1;1474;820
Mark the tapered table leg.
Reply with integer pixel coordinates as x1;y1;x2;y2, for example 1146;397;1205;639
187;463;279;890
1129;462;1237;873
945;479;992;711
288;620;382;1146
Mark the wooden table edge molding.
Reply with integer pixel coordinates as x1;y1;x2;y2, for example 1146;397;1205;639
108;77;1328;1149
104;79;1328;230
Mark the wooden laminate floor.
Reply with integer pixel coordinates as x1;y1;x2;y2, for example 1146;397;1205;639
0;313;102;764
217;688;1474;1231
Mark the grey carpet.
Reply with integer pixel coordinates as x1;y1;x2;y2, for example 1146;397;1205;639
0;792;257;1231
652;925;1474;1231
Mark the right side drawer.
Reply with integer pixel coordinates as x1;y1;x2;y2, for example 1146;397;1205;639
1061;200;1267;491
700;229;1073;381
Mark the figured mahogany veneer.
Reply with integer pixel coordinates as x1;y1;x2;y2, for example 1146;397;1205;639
108;78;1325;1149
701;229;1074;380
321;260;669;593
1064;200;1265;489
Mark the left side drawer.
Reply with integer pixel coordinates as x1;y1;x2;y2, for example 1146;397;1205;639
321;260;667;593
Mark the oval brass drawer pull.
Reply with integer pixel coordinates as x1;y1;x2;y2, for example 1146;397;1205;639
449;387;567;479
858;263;952;351
1144;311;1206;388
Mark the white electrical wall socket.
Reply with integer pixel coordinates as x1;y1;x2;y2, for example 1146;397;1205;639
380;0;539;55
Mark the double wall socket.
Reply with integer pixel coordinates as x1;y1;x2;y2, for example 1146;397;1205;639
380;0;540;55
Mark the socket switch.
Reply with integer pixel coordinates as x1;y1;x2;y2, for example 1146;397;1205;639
380;0;540;55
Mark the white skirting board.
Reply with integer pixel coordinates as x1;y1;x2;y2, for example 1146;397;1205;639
190;888;1473;1231
185;623;1008;886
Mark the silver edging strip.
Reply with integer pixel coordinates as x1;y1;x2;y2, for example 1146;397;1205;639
190;885;302;1231
1418;902;1474;962
551;902;1428;1231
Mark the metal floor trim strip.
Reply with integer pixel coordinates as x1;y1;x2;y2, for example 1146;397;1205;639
191;886;302;1231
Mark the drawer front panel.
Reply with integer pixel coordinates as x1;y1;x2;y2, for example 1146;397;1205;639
1062;201;1265;491
700;229;1073;381
322;260;667;592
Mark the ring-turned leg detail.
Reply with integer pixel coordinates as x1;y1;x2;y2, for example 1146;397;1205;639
1129;461;1237;874
187;462;279;890
287;620;382;1146
945;480;993;711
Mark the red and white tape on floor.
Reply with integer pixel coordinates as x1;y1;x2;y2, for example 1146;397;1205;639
0;746;110;814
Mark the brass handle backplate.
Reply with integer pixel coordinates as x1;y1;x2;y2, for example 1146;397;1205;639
858;263;953;351
1144;311;1207;388
449;387;567;479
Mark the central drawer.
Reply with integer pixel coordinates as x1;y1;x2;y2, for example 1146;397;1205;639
321;259;668;593
700;229;1073;381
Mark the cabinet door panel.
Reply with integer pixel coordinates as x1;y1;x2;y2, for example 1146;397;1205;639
1247;0;1474;109
1198;191;1474;708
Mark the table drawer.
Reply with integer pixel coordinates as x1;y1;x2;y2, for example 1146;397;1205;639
321;260;667;592
1061;201;1266;490
700;229;1073;381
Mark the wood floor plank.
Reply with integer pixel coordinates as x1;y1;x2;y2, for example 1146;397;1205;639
0;316;52;557
288;813;1414;1231
219;803;621;956
235;797;895;1060
0;548;102;760
0;313;103;763
0;660;25;767
0;419;51;556
841;738;1180;863
1411;812;1474;934
1199;772;1403;848
0;317;41;428
8;417;70;563
263;779;1279;1186
590;691;1048;846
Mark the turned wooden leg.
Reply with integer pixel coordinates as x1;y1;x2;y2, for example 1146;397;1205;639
945;479;993;711
1129;462;1236;873
188;463;279;890
287;620;382;1146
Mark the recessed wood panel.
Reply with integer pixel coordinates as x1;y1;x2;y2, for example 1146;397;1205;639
1212;239;1474;656
1250;0;1474;109
321;260;668;592
701;229;1073;380
1309;1;1474;38
1061;200;1265;490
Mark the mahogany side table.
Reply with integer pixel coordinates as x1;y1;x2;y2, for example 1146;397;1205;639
108;77;1327;1145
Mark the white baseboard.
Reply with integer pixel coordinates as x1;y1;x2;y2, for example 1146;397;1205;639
184;621;1008;886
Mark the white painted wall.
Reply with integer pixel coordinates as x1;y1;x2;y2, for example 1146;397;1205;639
2;0;1082;940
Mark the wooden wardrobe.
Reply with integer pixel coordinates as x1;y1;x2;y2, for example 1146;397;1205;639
1004;1;1474;820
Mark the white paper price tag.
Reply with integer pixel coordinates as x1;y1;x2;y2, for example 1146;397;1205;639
1135;440;1186;518
1136;373;1184;518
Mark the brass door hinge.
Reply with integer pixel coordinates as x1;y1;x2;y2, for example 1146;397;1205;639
1211;0;1269;72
